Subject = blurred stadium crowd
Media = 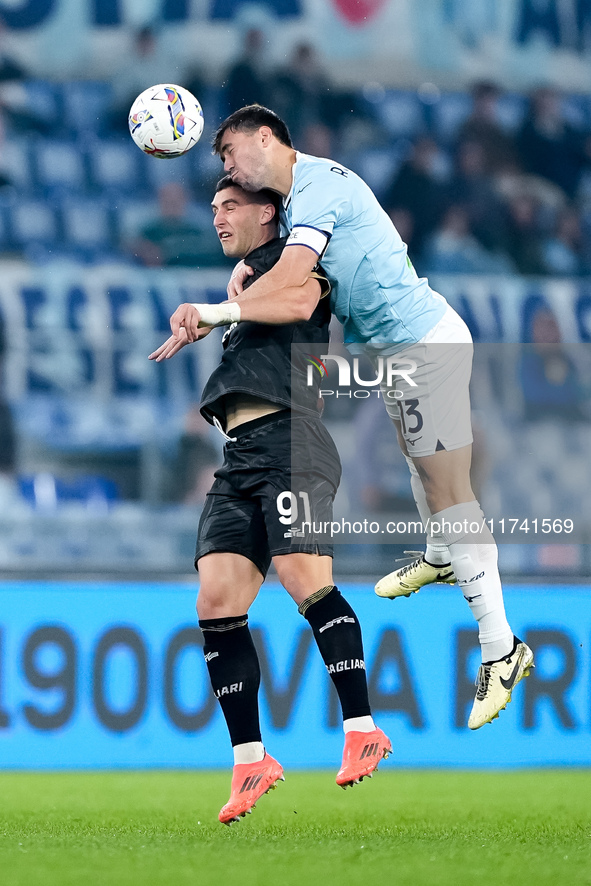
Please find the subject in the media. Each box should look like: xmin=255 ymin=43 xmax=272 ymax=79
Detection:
xmin=2 ymin=25 xmax=591 ymax=276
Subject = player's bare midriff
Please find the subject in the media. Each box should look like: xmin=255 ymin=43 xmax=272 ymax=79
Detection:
xmin=224 ymin=393 xmax=284 ymax=432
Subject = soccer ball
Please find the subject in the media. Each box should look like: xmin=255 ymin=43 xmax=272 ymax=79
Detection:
xmin=128 ymin=84 xmax=204 ymax=158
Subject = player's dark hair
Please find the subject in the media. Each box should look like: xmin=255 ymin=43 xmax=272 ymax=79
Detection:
xmin=215 ymin=175 xmax=282 ymax=220
xmin=212 ymin=104 xmax=293 ymax=155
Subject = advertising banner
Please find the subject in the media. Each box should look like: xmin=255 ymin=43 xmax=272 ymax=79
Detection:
xmin=2 ymin=267 xmax=591 ymax=402
xmin=0 ymin=582 xmax=588 ymax=769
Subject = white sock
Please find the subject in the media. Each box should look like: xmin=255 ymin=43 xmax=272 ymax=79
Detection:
xmin=430 ymin=501 xmax=514 ymax=662
xmin=233 ymin=741 xmax=265 ymax=765
xmin=424 ymin=542 xmax=452 ymax=567
xmin=405 ymin=456 xmax=450 ymax=566
xmin=343 ymin=715 xmax=375 ymax=734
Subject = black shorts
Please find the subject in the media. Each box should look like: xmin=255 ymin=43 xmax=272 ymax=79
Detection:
xmin=195 ymin=411 xmax=342 ymax=578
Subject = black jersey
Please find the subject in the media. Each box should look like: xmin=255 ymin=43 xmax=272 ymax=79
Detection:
xmin=200 ymin=236 xmax=331 ymax=427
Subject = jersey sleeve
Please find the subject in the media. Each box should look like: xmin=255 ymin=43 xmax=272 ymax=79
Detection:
xmin=286 ymin=163 xmax=350 ymax=257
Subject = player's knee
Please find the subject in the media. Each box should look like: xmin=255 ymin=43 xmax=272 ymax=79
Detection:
xmin=278 ymin=568 xmax=309 ymax=603
xmin=196 ymin=584 xmax=235 ymax=620
xmin=273 ymin=554 xmax=333 ymax=605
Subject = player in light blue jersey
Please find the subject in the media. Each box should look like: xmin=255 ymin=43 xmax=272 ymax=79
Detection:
xmin=168 ymin=105 xmax=533 ymax=731
xmin=280 ymin=151 xmax=447 ymax=349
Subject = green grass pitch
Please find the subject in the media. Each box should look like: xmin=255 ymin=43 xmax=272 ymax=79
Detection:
xmin=1 ymin=770 xmax=590 ymax=886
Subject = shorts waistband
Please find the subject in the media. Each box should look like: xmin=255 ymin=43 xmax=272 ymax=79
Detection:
xmin=229 ymin=408 xmax=291 ymax=438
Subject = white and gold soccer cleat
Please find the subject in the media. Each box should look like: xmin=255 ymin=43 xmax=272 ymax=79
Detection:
xmin=468 ymin=638 xmax=534 ymax=730
xmin=375 ymin=552 xmax=456 ymax=599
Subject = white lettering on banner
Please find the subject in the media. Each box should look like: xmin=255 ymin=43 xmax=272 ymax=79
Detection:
xmin=0 ymin=264 xmax=231 ymax=400
xmin=0 ymin=266 xmax=589 ymax=401
xmin=436 ymin=277 xmax=591 ymax=344
xmin=0 ymin=584 xmax=589 ymax=767
xmin=0 ymin=0 xmax=301 ymax=30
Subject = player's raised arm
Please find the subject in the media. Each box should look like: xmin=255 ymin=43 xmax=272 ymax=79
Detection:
xmin=155 ymin=256 xmax=322 ymax=359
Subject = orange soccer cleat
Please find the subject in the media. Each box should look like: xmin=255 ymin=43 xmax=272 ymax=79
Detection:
xmin=218 ymin=753 xmax=285 ymax=825
xmin=336 ymin=727 xmax=392 ymax=789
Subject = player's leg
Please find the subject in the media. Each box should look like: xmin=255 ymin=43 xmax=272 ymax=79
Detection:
xmin=380 ymin=443 xmax=533 ymax=726
xmin=375 ymin=312 xmax=534 ymax=726
xmin=197 ymin=553 xmax=264 ymax=764
xmin=413 ymin=444 xmax=512 ymax=667
xmin=373 ymin=330 xmax=472 ymax=600
xmin=197 ymin=550 xmax=263 ymax=618
xmin=264 ymin=407 xmax=391 ymax=786
xmin=195 ymin=478 xmax=283 ymax=823
xmin=272 ymin=551 xmax=391 ymax=786
xmin=273 ymin=552 xmax=373 ymax=731
xmin=411 ymin=446 xmax=534 ymax=727
xmin=241 ymin=412 xmax=390 ymax=785
xmin=267 ymin=417 xmax=373 ymax=734
xmin=375 ymin=419 xmax=455 ymax=598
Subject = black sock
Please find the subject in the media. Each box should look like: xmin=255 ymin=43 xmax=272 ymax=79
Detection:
xmin=199 ymin=614 xmax=261 ymax=747
xmin=299 ymin=586 xmax=371 ymax=721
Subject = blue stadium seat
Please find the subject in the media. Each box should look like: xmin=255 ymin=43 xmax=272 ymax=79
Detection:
xmin=0 ymin=196 xmax=8 ymax=245
xmin=18 ymin=473 xmax=120 ymax=510
xmin=0 ymin=138 xmax=34 ymax=192
xmin=33 ymin=138 xmax=88 ymax=194
xmin=61 ymin=80 xmax=114 ymax=136
xmin=350 ymin=146 xmax=403 ymax=199
xmin=431 ymin=91 xmax=472 ymax=143
xmin=60 ymin=195 xmax=116 ymax=254
xmin=143 ymin=147 xmax=195 ymax=191
xmin=561 ymin=94 xmax=590 ymax=131
xmin=87 ymin=136 xmax=143 ymax=194
xmin=20 ymin=80 xmax=62 ymax=132
xmin=113 ymin=197 xmax=155 ymax=245
xmin=496 ymin=93 xmax=527 ymax=133
xmin=371 ymin=90 xmax=426 ymax=139
xmin=7 ymin=195 xmax=60 ymax=250
xmin=192 ymin=138 xmax=224 ymax=176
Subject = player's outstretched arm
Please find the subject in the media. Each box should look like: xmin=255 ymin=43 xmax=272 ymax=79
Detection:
xmin=148 ymin=325 xmax=211 ymax=362
xmin=159 ymin=246 xmax=322 ymax=353
xmin=233 ymin=245 xmax=321 ymax=324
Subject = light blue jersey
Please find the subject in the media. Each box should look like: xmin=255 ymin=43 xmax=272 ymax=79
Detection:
xmin=281 ymin=152 xmax=447 ymax=348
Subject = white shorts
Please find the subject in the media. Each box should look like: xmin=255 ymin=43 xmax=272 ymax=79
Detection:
xmin=378 ymin=305 xmax=474 ymax=457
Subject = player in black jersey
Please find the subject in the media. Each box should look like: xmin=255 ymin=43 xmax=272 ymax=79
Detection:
xmin=150 ymin=176 xmax=390 ymax=825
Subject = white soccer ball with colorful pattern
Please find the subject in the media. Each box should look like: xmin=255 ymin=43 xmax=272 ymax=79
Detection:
xmin=128 ymin=84 xmax=204 ymax=158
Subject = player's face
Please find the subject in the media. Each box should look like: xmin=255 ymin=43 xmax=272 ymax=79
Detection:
xmin=219 ymin=128 xmax=271 ymax=192
xmin=212 ymin=187 xmax=270 ymax=258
